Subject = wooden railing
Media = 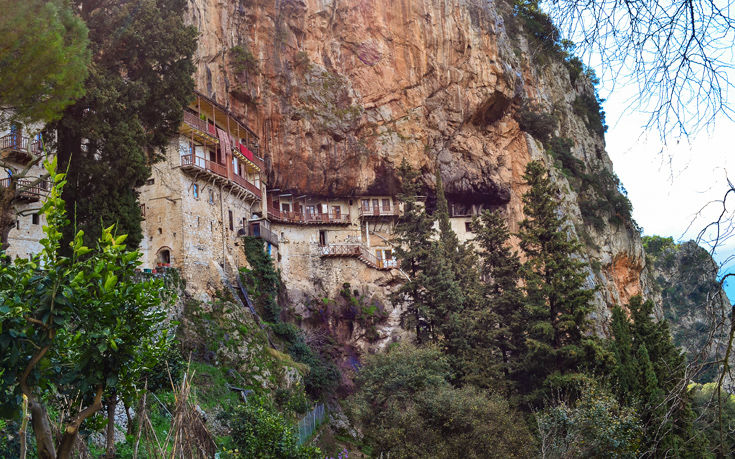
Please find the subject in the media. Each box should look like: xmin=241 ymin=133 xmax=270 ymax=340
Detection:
xmin=182 ymin=111 xmax=211 ymax=136
xmin=0 ymin=135 xmax=43 ymax=156
xmin=0 ymin=177 xmax=50 ymax=200
xmin=232 ymin=173 xmax=261 ymax=198
xmin=359 ymin=206 xmax=399 ymax=217
xmin=320 ymin=243 xmax=400 ymax=270
xmin=268 ymin=209 xmax=351 ymax=225
xmin=235 ymin=144 xmax=265 ymax=171
xmin=180 ymin=154 xmax=227 ymax=178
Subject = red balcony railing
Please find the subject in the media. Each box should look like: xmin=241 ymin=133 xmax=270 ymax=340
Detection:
xmin=181 ymin=154 xmax=227 ymax=178
xmin=0 ymin=177 xmax=50 ymax=201
xmin=236 ymin=143 xmax=265 ymax=171
xmin=268 ymin=208 xmax=351 ymax=225
xmin=182 ymin=111 xmax=210 ymax=135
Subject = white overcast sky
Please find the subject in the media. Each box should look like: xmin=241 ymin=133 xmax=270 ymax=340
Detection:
xmin=601 ymin=82 xmax=735 ymax=301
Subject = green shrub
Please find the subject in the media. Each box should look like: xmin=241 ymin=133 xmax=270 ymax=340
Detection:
xmin=536 ymin=384 xmax=641 ymax=458
xmin=230 ymin=45 xmax=259 ymax=74
xmin=573 ymin=92 xmax=607 ymax=137
xmin=516 ymin=102 xmax=557 ymax=141
xmin=242 ymin=237 xmax=281 ymax=322
xmin=230 ymin=397 xmax=321 ymax=458
xmin=348 ymin=344 xmax=534 ymax=458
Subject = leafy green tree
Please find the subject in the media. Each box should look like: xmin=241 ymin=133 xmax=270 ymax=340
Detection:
xmin=348 ymin=343 xmax=534 ymax=458
xmin=54 ymin=0 xmax=197 ymax=249
xmin=536 ymin=381 xmax=642 ymax=458
xmin=464 ymin=210 xmax=527 ymax=391
xmin=0 ymin=0 xmax=90 ymax=126
xmin=230 ymin=397 xmax=321 ymax=459
xmin=516 ymin=160 xmax=600 ymax=405
xmin=0 ymin=159 xmax=170 ymax=459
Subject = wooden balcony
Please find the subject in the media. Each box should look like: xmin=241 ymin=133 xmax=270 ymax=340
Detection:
xmin=180 ymin=154 xmax=262 ymax=201
xmin=320 ymin=243 xmax=399 ymax=271
xmin=0 ymin=177 xmax=50 ymax=202
xmin=180 ymin=111 xmax=219 ymax=144
xmin=268 ymin=209 xmax=351 ymax=225
xmin=234 ymin=143 xmax=265 ymax=172
xmin=181 ymin=154 xmax=227 ymax=179
xmin=359 ymin=206 xmax=399 ymax=218
xmin=1 ymin=135 xmax=43 ymax=163
xmin=232 ymin=173 xmax=262 ymax=199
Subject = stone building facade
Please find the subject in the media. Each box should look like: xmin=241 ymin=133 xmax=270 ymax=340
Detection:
xmin=1 ymin=123 xmax=50 ymax=260
xmin=137 ymin=92 xmax=268 ymax=292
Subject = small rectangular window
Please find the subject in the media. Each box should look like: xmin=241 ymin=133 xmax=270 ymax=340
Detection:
xmin=465 ymin=221 xmax=473 ymax=232
xmin=140 ymin=204 xmax=146 ymax=217
xmin=229 ymin=210 xmax=234 ymax=231
xmin=382 ymin=198 xmax=391 ymax=210
xmin=32 ymin=214 xmax=39 ymax=225
xmin=193 ymin=184 xmax=199 ymax=198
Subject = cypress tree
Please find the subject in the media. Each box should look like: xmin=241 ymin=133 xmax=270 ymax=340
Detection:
xmin=392 ymin=159 xmax=437 ymax=343
xmin=464 ymin=209 xmax=527 ymax=390
xmin=53 ymin=0 xmax=197 ymax=249
xmin=516 ymin=160 xmax=598 ymax=404
xmin=610 ymin=296 xmax=706 ymax=456
xmin=609 ymin=305 xmax=638 ymax=403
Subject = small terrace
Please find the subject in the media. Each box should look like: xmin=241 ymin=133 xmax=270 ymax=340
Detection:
xmin=180 ymin=154 xmax=262 ymax=201
xmin=0 ymin=177 xmax=50 ymax=202
xmin=0 ymin=134 xmax=43 ymax=163
xmin=267 ymin=208 xmax=351 ymax=225
xmin=320 ymin=243 xmax=400 ymax=271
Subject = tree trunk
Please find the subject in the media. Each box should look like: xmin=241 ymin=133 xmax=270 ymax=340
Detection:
xmin=57 ymin=385 xmax=103 ymax=459
xmin=105 ymin=395 xmax=117 ymax=459
xmin=0 ymin=186 xmax=17 ymax=252
xmin=124 ymin=402 xmax=134 ymax=436
xmin=29 ymin=400 xmax=57 ymax=459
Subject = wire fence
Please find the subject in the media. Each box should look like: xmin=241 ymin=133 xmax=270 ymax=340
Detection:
xmin=296 ymin=403 xmax=326 ymax=445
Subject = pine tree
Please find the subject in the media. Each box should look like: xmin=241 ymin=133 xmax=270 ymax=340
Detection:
xmin=465 ymin=209 xmax=527 ymax=390
xmin=53 ymin=0 xmax=197 ymax=249
xmin=0 ymin=0 xmax=90 ymax=126
xmin=516 ymin=160 xmax=598 ymax=404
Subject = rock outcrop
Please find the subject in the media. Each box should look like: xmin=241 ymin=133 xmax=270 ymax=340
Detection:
xmin=184 ymin=0 xmax=656 ymax=335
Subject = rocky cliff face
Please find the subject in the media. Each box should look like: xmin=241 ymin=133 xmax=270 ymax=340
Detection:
xmin=184 ymin=0 xmax=655 ymax=333
xmin=643 ymin=237 xmax=731 ymax=383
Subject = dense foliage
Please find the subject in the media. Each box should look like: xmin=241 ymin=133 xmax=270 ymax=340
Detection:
xmin=609 ymin=296 xmax=705 ymax=455
xmin=0 ymin=0 xmax=90 ymax=126
xmin=348 ymin=344 xmax=534 ymax=458
xmin=54 ymin=0 xmax=197 ymax=249
xmin=0 ymin=160 xmax=169 ymax=457
xmin=516 ymin=161 xmax=603 ymax=405
xmin=536 ymin=382 xmax=642 ymax=458
xmin=230 ymin=397 xmax=321 ymax=459
xmin=242 ymin=237 xmax=339 ymax=400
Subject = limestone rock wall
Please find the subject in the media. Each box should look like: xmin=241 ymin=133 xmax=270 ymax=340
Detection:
xmin=183 ymin=0 xmax=655 ymax=336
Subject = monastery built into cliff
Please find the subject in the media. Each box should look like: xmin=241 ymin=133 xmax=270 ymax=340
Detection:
xmin=2 ymin=92 xmax=485 ymax=302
